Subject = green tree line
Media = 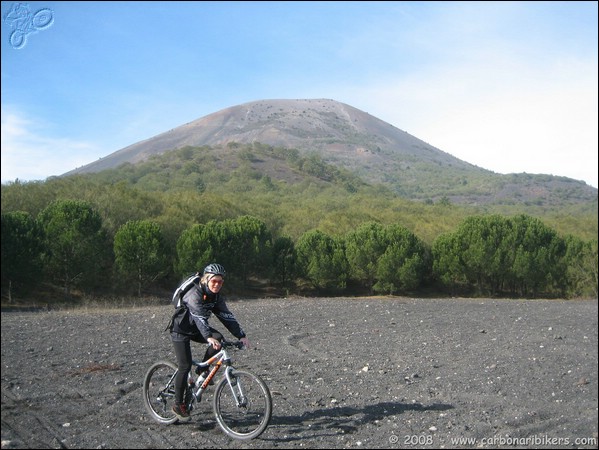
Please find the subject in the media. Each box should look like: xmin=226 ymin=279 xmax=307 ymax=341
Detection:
xmin=2 ymin=199 xmax=596 ymax=302
xmin=2 ymin=142 xmax=596 ymax=302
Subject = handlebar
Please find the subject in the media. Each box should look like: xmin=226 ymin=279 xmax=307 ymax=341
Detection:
xmin=220 ymin=340 xmax=245 ymax=350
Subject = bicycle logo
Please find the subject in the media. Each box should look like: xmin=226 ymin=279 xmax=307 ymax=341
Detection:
xmin=3 ymin=3 xmax=54 ymax=49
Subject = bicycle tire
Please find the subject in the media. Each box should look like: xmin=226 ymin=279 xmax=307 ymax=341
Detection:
xmin=213 ymin=369 xmax=272 ymax=440
xmin=142 ymin=360 xmax=179 ymax=424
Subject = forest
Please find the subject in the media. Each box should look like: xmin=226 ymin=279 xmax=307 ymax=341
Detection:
xmin=1 ymin=143 xmax=597 ymax=304
xmin=2 ymin=198 xmax=597 ymax=304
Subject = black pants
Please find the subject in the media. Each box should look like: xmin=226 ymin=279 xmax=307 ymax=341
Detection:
xmin=171 ymin=330 xmax=224 ymax=405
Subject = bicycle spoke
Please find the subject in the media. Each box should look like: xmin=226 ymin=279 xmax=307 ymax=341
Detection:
xmin=213 ymin=370 xmax=272 ymax=440
xmin=143 ymin=341 xmax=271 ymax=439
xmin=143 ymin=361 xmax=179 ymax=424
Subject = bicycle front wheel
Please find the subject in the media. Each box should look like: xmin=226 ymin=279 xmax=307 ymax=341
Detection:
xmin=143 ymin=360 xmax=179 ymax=424
xmin=213 ymin=369 xmax=272 ymax=440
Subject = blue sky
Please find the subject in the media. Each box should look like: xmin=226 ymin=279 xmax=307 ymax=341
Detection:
xmin=2 ymin=1 xmax=597 ymax=188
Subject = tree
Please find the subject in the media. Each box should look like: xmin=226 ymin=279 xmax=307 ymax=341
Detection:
xmin=175 ymin=216 xmax=272 ymax=286
xmin=114 ymin=220 xmax=169 ymax=297
xmin=509 ymin=214 xmax=566 ymax=297
xmin=222 ymin=216 xmax=272 ymax=283
xmin=432 ymin=214 xmax=568 ymax=297
xmin=450 ymin=215 xmax=513 ymax=295
xmin=563 ymin=236 xmax=598 ymax=298
xmin=432 ymin=232 xmax=468 ymax=294
xmin=295 ymin=230 xmax=348 ymax=293
xmin=37 ymin=200 xmax=111 ymax=296
xmin=271 ymin=236 xmax=296 ymax=290
xmin=175 ymin=223 xmax=214 ymax=278
xmin=373 ymin=224 xmax=429 ymax=294
xmin=1 ymin=211 xmax=43 ymax=299
xmin=345 ymin=222 xmax=387 ymax=292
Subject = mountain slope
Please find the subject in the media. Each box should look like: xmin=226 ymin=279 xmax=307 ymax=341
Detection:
xmin=65 ymin=98 xmax=597 ymax=206
xmin=68 ymin=99 xmax=473 ymax=173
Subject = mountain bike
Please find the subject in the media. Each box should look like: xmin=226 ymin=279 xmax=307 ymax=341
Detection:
xmin=143 ymin=340 xmax=272 ymax=440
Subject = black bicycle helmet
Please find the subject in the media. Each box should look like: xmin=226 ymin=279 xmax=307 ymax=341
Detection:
xmin=203 ymin=263 xmax=226 ymax=278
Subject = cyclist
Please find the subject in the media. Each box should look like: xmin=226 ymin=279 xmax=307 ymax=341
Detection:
xmin=167 ymin=263 xmax=251 ymax=422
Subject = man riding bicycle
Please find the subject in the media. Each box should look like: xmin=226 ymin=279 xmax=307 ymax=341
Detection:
xmin=167 ymin=263 xmax=251 ymax=422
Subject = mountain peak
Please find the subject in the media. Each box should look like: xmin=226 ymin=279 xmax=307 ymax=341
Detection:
xmin=65 ymin=98 xmax=469 ymax=178
xmin=63 ymin=98 xmax=596 ymax=206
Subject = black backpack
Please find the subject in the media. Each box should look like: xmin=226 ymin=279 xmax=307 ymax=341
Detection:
xmin=171 ymin=272 xmax=201 ymax=308
xmin=165 ymin=273 xmax=200 ymax=332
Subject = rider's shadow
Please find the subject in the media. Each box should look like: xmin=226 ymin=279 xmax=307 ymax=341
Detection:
xmin=264 ymin=401 xmax=454 ymax=441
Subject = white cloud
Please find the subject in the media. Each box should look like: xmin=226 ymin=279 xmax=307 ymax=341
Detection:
xmin=347 ymin=55 xmax=598 ymax=188
xmin=1 ymin=107 xmax=99 ymax=183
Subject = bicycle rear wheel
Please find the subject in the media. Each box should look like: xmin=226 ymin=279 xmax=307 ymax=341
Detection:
xmin=213 ymin=369 xmax=272 ymax=440
xmin=143 ymin=360 xmax=179 ymax=424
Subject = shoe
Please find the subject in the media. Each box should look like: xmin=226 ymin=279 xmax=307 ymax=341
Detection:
xmin=172 ymin=403 xmax=191 ymax=423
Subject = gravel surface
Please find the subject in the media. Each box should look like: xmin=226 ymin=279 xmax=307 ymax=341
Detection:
xmin=1 ymin=297 xmax=598 ymax=449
